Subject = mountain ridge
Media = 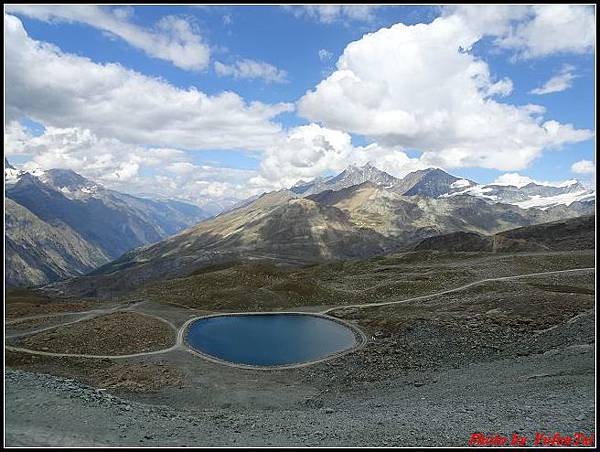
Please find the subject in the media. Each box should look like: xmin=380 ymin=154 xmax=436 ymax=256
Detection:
xmin=5 ymin=162 xmax=211 ymax=287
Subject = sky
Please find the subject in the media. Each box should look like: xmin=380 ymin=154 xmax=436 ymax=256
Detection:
xmin=4 ymin=4 xmax=596 ymax=207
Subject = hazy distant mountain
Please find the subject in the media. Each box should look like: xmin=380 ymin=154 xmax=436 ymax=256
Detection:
xmin=5 ymin=163 xmax=211 ymax=286
xmin=307 ymin=181 xmax=589 ymax=245
xmin=392 ymin=168 xmax=475 ymax=197
xmin=14 ymin=161 xmax=593 ymax=294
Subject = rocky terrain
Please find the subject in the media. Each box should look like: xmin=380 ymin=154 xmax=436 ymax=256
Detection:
xmin=4 ymin=248 xmax=595 ymax=446
xmin=16 ymin=312 xmax=175 ymax=355
xmin=4 ymin=162 xmax=596 ymax=447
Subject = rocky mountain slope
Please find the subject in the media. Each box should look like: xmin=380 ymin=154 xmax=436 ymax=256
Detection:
xmin=290 ymin=163 xmax=399 ymax=196
xmin=5 ymin=198 xmax=108 ymax=287
xmin=291 ymin=163 xmax=595 ymax=210
xmin=11 ymin=161 xmax=594 ymax=293
xmin=414 ymin=215 xmax=595 ymax=252
xmin=55 ymin=189 xmax=395 ymax=298
xmin=391 ymin=168 xmax=474 ymax=197
xmin=307 ymin=181 xmax=590 ymax=245
xmin=5 ymin=163 xmax=210 ymax=287
xmin=48 ymin=170 xmax=594 ymax=299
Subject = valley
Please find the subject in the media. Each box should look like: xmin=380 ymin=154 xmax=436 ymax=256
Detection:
xmin=4 ymin=244 xmax=595 ymax=446
xmin=4 ymin=162 xmax=596 ymax=447
xmin=4 ymin=4 xmax=596 ymax=447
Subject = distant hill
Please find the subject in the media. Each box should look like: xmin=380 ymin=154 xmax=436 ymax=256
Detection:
xmin=414 ymin=215 xmax=595 ymax=252
xmin=293 ymin=163 xmax=595 ymax=210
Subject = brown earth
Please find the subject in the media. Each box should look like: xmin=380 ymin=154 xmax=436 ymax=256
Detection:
xmin=5 ymin=351 xmax=184 ymax=393
xmin=15 ymin=312 xmax=175 ymax=356
xmin=5 ymin=288 xmax=99 ymax=319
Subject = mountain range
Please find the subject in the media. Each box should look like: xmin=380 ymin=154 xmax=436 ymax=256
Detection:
xmin=41 ymin=163 xmax=594 ymax=299
xmin=5 ymin=161 xmax=210 ymax=287
xmin=291 ymin=163 xmax=594 ymax=209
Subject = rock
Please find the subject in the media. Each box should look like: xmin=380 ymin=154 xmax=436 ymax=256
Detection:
xmin=324 ymin=408 xmax=334 ymax=414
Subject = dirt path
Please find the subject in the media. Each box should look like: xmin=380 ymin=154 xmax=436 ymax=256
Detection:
xmin=321 ymin=267 xmax=595 ymax=314
xmin=5 ymin=267 xmax=595 ymax=361
xmin=5 ymin=308 xmax=181 ymax=359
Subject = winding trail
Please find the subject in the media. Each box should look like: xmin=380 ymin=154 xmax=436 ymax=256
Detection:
xmin=5 ymin=302 xmax=145 ymax=339
xmin=5 ymin=267 xmax=595 ymax=361
xmin=321 ymin=267 xmax=595 ymax=315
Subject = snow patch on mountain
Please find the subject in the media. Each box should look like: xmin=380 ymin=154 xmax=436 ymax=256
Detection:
xmin=450 ymin=179 xmax=472 ymax=189
xmin=443 ymin=181 xmax=594 ymax=209
xmin=514 ymin=190 xmax=595 ymax=209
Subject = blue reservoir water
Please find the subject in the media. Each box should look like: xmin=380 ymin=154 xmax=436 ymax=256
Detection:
xmin=186 ymin=314 xmax=358 ymax=366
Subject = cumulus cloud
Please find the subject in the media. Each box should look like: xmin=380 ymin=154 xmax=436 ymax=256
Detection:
xmin=5 ymin=5 xmax=210 ymax=71
xmin=214 ymin=59 xmax=288 ymax=83
xmin=5 ymin=14 xmax=292 ymax=151
xmin=298 ymin=12 xmax=593 ymax=171
xmin=250 ymin=124 xmax=426 ymax=190
xmin=530 ymin=65 xmax=577 ymax=95
xmin=284 ymin=5 xmax=380 ymax=24
xmin=5 ymin=121 xmax=183 ymax=184
xmin=497 ymin=5 xmax=596 ymax=59
xmin=571 ymin=159 xmax=596 ymax=175
xmin=4 ymin=121 xmax=265 ymax=206
xmin=446 ymin=5 xmax=596 ymax=59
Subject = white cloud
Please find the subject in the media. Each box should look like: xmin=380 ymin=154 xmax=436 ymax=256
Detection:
xmin=5 ymin=14 xmax=292 ymax=152
xmin=251 ymin=124 xmax=426 ymax=190
xmin=5 ymin=5 xmax=211 ymax=71
xmin=571 ymin=159 xmax=596 ymax=175
xmin=5 ymin=121 xmax=181 ymax=184
xmin=214 ymin=59 xmax=288 ymax=83
xmin=285 ymin=5 xmax=380 ymax=24
xmin=492 ymin=173 xmax=539 ymax=188
xmin=298 ymin=13 xmax=593 ymax=171
xmin=4 ymin=121 xmax=265 ymax=206
xmin=530 ymin=64 xmax=577 ymax=95
xmin=492 ymin=172 xmax=579 ymax=188
xmin=447 ymin=5 xmax=596 ymax=59
xmin=318 ymin=49 xmax=333 ymax=62
xmin=498 ymin=5 xmax=596 ymax=59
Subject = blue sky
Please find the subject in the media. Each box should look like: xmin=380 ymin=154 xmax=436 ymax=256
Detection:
xmin=4 ymin=5 xmax=596 ymax=205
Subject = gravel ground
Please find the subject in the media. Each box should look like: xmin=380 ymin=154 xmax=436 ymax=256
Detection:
xmin=4 ymin=257 xmax=595 ymax=447
xmin=5 ymin=341 xmax=595 ymax=447
xmin=15 ymin=312 xmax=175 ymax=355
